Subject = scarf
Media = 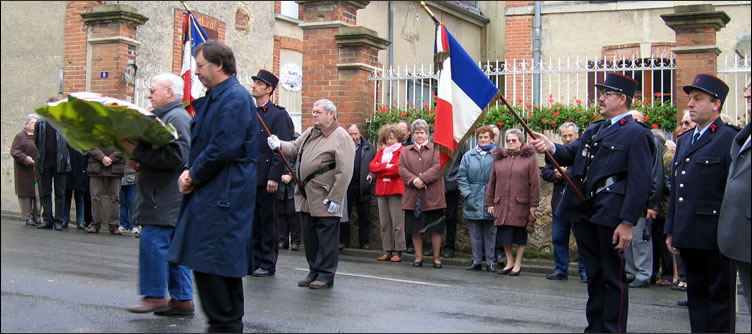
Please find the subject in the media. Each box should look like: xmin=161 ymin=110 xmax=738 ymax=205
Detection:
xmin=477 ymin=142 xmax=496 ymax=156
xmin=381 ymin=143 xmax=402 ymax=163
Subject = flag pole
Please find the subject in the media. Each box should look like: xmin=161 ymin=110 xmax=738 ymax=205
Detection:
xmin=180 ymin=0 xmax=191 ymax=13
xmin=255 ymin=113 xmax=303 ymax=189
xmin=418 ymin=1 xmax=585 ymax=201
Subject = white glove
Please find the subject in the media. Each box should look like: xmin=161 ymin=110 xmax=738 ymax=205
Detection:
xmin=267 ymin=135 xmax=280 ymax=150
xmin=324 ymin=200 xmax=340 ymax=213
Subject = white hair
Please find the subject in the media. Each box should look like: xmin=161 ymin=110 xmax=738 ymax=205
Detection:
xmin=314 ymin=99 xmax=337 ymax=118
xmin=411 ymin=119 xmax=429 ymax=133
xmin=25 ymin=114 xmax=39 ymax=126
xmin=151 ymin=73 xmax=184 ymax=99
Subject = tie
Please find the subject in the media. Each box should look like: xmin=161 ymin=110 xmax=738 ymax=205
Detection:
xmin=691 ymin=133 xmax=700 ymax=146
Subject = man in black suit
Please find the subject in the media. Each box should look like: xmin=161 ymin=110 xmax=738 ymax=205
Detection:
xmin=665 ymin=73 xmax=739 ymax=333
xmin=250 ymin=69 xmax=292 ymax=277
xmin=531 ymin=73 xmax=654 ymax=333
xmin=343 ymin=124 xmax=376 ymax=249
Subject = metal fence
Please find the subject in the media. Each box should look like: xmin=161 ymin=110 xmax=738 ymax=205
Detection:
xmin=369 ymin=53 xmax=750 ymax=124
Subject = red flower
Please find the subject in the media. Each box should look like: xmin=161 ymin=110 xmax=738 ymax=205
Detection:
xmin=642 ymin=100 xmax=649 ymax=105
xmin=643 ymin=115 xmax=649 ymax=121
xmin=553 ymin=112 xmax=560 ymax=117
xmin=517 ymin=98 xmax=523 ymax=104
xmin=380 ymin=107 xmax=388 ymax=113
xmin=526 ymin=103 xmax=532 ymax=109
xmin=427 ymin=109 xmax=433 ymax=114
xmin=550 ymin=120 xmax=556 ymax=125
xmin=568 ymin=116 xmax=572 ymax=121
xmin=651 ymin=123 xmax=659 ymax=129
xmin=497 ymin=121 xmax=503 ymax=126
xmin=527 ymin=113 xmax=532 ymax=119
xmin=400 ymin=112 xmax=407 ymax=118
xmin=541 ymin=118 xmax=548 ymax=123
xmin=549 ymin=93 xmax=553 ymax=98
xmin=557 ymin=103 xmax=562 ymax=108
xmin=593 ymin=114 xmax=600 ymax=119
xmin=407 ymin=100 xmax=411 ymax=105
xmin=431 ymin=91 xmax=437 ymax=98
xmin=424 ymin=103 xmax=430 ymax=109
xmin=576 ymin=98 xmax=582 ymax=105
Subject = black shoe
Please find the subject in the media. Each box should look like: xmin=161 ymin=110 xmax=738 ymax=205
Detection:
xmin=37 ymin=222 xmax=53 ymax=229
xmin=278 ymin=242 xmax=289 ymax=249
xmin=54 ymin=222 xmax=63 ymax=231
xmin=495 ymin=254 xmax=506 ymax=266
xmin=497 ymin=267 xmax=512 ymax=275
xmin=629 ymin=280 xmax=649 ymax=288
xmin=466 ymin=263 xmax=482 ymax=271
xmin=626 ymin=275 xmax=636 ymax=283
xmin=290 ymin=243 xmax=299 ymax=251
xmin=509 ymin=269 xmax=521 ymax=276
xmin=252 ymin=268 xmax=275 ymax=277
xmin=546 ymin=272 xmax=568 ymax=280
xmin=61 ymin=222 xmax=68 ymax=229
xmin=443 ymin=248 xmax=454 ymax=258
xmin=76 ymin=223 xmax=85 ymax=231
xmin=412 ymin=260 xmax=423 ymax=267
xmin=423 ymin=249 xmax=433 ymax=257
xmin=432 ymin=262 xmax=443 ymax=269
xmin=406 ymin=247 xmax=415 ymax=254
xmin=486 ymin=264 xmax=496 ymax=272
xmin=26 ymin=219 xmax=36 ymax=226
xmin=676 ymin=300 xmax=688 ymax=307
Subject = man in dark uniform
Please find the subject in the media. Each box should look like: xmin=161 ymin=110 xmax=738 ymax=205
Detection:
xmin=250 ymin=69 xmax=292 ymax=277
xmin=665 ymin=73 xmax=738 ymax=333
xmin=531 ymin=72 xmax=654 ymax=333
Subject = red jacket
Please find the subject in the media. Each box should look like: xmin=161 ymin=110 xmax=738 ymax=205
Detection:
xmin=369 ymin=146 xmax=404 ymax=196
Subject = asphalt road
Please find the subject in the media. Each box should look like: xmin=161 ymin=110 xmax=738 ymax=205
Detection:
xmin=1 ymin=216 xmax=749 ymax=333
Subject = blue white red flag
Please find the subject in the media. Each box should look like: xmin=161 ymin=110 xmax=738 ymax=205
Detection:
xmin=180 ymin=12 xmax=209 ymax=118
xmin=433 ymin=23 xmax=499 ymax=169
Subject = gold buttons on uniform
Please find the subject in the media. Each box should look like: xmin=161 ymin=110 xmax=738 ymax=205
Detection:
xmin=679 ymin=184 xmax=684 ymax=188
xmin=685 ymin=158 xmax=690 ymax=162
xmin=681 ymin=171 xmax=686 ymax=175
xmin=679 ymin=197 xmax=684 ymax=202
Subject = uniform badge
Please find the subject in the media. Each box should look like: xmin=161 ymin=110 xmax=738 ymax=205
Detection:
xmin=709 ymin=124 xmax=718 ymax=133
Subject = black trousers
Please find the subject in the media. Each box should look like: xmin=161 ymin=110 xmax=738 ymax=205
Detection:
xmin=680 ymin=248 xmax=735 ymax=333
xmin=277 ymin=198 xmax=301 ymax=246
xmin=83 ymin=185 xmax=92 ymax=224
xmin=574 ymin=221 xmax=628 ymax=333
xmin=345 ymin=186 xmax=371 ymax=247
xmin=443 ymin=189 xmax=459 ymax=249
xmin=252 ymin=187 xmax=278 ymax=272
xmin=301 ymin=213 xmax=339 ymax=285
xmin=193 ymin=271 xmax=244 ymax=333
xmin=650 ymin=218 xmax=673 ymax=282
xmin=39 ymin=166 xmax=67 ymax=225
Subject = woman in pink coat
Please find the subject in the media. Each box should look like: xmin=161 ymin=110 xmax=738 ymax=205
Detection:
xmin=485 ymin=128 xmax=540 ymax=276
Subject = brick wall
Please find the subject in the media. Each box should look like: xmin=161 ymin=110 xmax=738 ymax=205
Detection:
xmin=63 ymin=1 xmax=102 ymax=95
xmin=171 ymin=9 xmax=226 ymax=75
xmin=674 ymin=26 xmax=720 ymax=110
xmin=504 ymin=14 xmax=533 ymax=103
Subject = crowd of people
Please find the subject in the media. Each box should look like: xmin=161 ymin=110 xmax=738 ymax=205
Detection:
xmin=10 ymin=39 xmax=750 ymax=333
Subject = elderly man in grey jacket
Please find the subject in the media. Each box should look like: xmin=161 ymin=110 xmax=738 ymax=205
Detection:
xmin=268 ymin=98 xmax=354 ymax=289
xmin=718 ymin=79 xmax=751 ymax=310
xmin=121 ymin=73 xmax=194 ymax=316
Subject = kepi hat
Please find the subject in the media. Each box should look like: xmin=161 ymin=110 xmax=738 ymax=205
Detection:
xmin=252 ymin=69 xmax=279 ymax=89
xmin=682 ymin=73 xmax=729 ymax=104
xmin=595 ymin=72 xmax=639 ymax=98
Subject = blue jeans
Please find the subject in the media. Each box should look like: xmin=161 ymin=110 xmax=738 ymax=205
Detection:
xmin=119 ymin=184 xmax=137 ymax=229
xmin=139 ymin=225 xmax=193 ymax=300
xmin=63 ymin=190 xmax=85 ymax=225
xmin=552 ymin=215 xmax=586 ymax=277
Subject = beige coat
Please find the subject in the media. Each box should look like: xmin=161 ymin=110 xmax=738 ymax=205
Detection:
xmin=280 ymin=120 xmax=355 ymax=217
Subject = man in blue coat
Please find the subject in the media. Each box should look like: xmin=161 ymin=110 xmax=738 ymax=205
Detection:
xmin=665 ymin=73 xmax=739 ymax=333
xmin=166 ymin=40 xmax=258 ymax=333
xmin=249 ymin=69 xmax=292 ymax=277
xmin=531 ymin=73 xmax=654 ymax=333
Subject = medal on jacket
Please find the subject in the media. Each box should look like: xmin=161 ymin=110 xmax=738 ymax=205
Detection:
xmin=582 ymin=144 xmax=590 ymax=157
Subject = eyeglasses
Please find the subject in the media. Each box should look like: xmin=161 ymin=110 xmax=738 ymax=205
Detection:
xmin=149 ymin=86 xmax=167 ymax=94
xmin=600 ymin=90 xmax=624 ymax=97
xmin=506 ymin=138 xmax=519 ymax=143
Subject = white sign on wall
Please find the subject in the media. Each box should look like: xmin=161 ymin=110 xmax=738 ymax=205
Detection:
xmin=280 ymin=62 xmax=302 ymax=92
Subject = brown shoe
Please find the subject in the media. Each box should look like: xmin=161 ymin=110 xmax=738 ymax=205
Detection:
xmin=154 ymin=299 xmax=194 ymax=316
xmin=308 ymin=280 xmax=332 ymax=289
xmin=86 ymin=224 xmax=101 ymax=233
xmin=109 ymin=225 xmax=122 ymax=235
xmin=390 ymin=255 xmax=403 ymax=262
xmin=377 ymin=253 xmax=393 ymax=261
xmin=298 ymin=277 xmax=314 ymax=287
xmin=127 ymin=297 xmax=169 ymax=313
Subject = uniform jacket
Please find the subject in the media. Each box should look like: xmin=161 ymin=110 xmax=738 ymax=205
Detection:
xmin=11 ymin=130 xmax=38 ymax=197
xmin=350 ymin=138 xmax=376 ymax=199
xmin=166 ymin=76 xmax=259 ymax=278
xmin=541 ymin=162 xmax=566 ymax=214
xmin=34 ymin=118 xmax=70 ymax=174
xmin=399 ymin=141 xmax=446 ymax=211
xmin=664 ymin=117 xmax=738 ymax=250
xmin=458 ymin=146 xmax=494 ymax=220
xmin=369 ymin=145 xmax=404 ymax=196
xmin=66 ymin=146 xmax=89 ymax=192
xmin=279 ymin=120 xmax=355 ymax=217
xmin=485 ymin=145 xmax=540 ymax=227
xmin=131 ymin=100 xmax=191 ymax=228
xmin=256 ymin=102 xmax=292 ymax=186
xmin=552 ymin=115 xmax=654 ymax=228
xmin=717 ymin=123 xmax=751 ymax=263
xmin=87 ymin=148 xmax=125 ymax=177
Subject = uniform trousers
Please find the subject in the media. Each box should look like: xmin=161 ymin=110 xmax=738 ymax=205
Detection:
xmin=737 ymin=260 xmax=751 ymax=311
xmin=624 ymin=216 xmax=653 ymax=284
xmin=277 ymin=197 xmax=301 ymax=246
xmin=301 ymin=213 xmax=339 ymax=285
xmin=680 ymin=248 xmax=735 ymax=333
xmin=39 ymin=165 xmax=66 ymax=225
xmin=467 ymin=219 xmax=496 ymax=265
xmin=193 ymin=271 xmax=244 ymax=333
xmin=574 ymin=221 xmax=628 ymax=333
xmin=376 ymin=195 xmax=405 ymax=252
xmin=252 ymin=187 xmax=278 ymax=273
xmin=89 ymin=176 xmax=120 ymax=227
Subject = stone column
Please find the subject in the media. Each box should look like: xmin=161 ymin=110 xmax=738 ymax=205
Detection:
xmin=661 ymin=4 xmax=729 ymax=115
xmin=81 ymin=4 xmax=147 ymax=101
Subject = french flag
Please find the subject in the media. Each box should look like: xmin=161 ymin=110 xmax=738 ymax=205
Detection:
xmin=180 ymin=12 xmax=209 ymax=118
xmin=433 ymin=23 xmax=498 ymax=169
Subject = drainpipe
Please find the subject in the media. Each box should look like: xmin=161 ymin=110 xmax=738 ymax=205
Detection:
xmin=533 ymin=1 xmax=541 ymax=106
xmin=388 ymin=1 xmax=394 ymax=102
